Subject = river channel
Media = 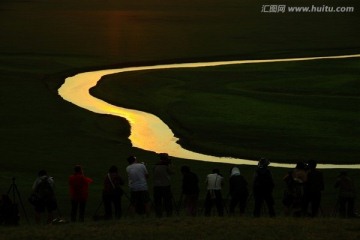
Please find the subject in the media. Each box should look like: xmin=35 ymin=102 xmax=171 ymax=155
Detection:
xmin=58 ymin=54 xmax=360 ymax=169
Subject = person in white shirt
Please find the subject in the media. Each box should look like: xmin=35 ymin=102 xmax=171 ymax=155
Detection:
xmin=126 ymin=156 xmax=150 ymax=216
xmin=204 ymin=168 xmax=224 ymax=216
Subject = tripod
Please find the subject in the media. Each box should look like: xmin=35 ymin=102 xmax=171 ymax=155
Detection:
xmin=7 ymin=177 xmax=30 ymax=224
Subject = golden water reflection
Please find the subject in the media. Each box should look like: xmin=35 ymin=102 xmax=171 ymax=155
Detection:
xmin=58 ymin=54 xmax=360 ymax=169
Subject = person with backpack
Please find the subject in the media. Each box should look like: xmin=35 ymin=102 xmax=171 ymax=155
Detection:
xmin=282 ymin=162 xmax=307 ymax=217
xmin=31 ymin=170 xmax=58 ymax=224
xmin=253 ymin=158 xmax=275 ymax=217
xmin=102 ymin=165 xmax=125 ymax=220
xmin=69 ymin=165 xmax=93 ymax=222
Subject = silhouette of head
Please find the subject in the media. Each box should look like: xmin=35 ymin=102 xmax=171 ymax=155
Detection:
xmin=307 ymin=160 xmax=317 ymax=169
xmin=109 ymin=165 xmax=118 ymax=173
xmin=258 ymin=158 xmax=270 ymax=168
xmin=181 ymin=165 xmax=190 ymax=174
xmin=74 ymin=165 xmax=82 ymax=173
xmin=38 ymin=170 xmax=47 ymax=177
xmin=127 ymin=156 xmax=137 ymax=164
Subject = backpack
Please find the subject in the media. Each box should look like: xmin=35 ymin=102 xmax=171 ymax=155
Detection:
xmin=35 ymin=178 xmax=54 ymax=201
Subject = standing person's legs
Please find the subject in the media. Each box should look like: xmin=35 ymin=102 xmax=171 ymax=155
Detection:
xmin=229 ymin=195 xmax=238 ymax=215
xmin=239 ymin=195 xmax=248 ymax=215
xmin=214 ymin=190 xmax=224 ymax=216
xmin=264 ymin=193 xmax=275 ymax=217
xmin=253 ymin=192 xmax=263 ymax=217
xmin=34 ymin=203 xmax=45 ymax=224
xmin=338 ymin=197 xmax=346 ymax=218
xmin=79 ymin=201 xmax=86 ymax=222
xmin=113 ymin=193 xmax=122 ymax=219
xmin=153 ymin=186 xmax=163 ymax=217
xmin=204 ymin=190 xmax=213 ymax=216
xmin=311 ymin=192 xmax=321 ymax=217
xmin=163 ymin=186 xmax=173 ymax=217
xmin=302 ymin=192 xmax=310 ymax=216
xmin=347 ymin=197 xmax=355 ymax=218
xmin=189 ymin=194 xmax=198 ymax=216
xmin=103 ymin=193 xmax=112 ymax=219
xmin=71 ymin=200 xmax=78 ymax=222
xmin=46 ymin=199 xmax=57 ymax=223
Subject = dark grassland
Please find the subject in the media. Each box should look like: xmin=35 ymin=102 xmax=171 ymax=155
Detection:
xmin=0 ymin=0 xmax=359 ymax=238
xmin=91 ymin=58 xmax=360 ymax=164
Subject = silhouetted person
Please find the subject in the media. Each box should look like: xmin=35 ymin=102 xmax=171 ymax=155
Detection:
xmin=253 ymin=158 xmax=275 ymax=217
xmin=153 ymin=153 xmax=173 ymax=218
xmin=229 ymin=166 xmax=248 ymax=215
xmin=126 ymin=156 xmax=151 ymax=216
xmin=102 ymin=165 xmax=125 ymax=220
xmin=69 ymin=165 xmax=93 ymax=222
xmin=181 ymin=165 xmax=200 ymax=216
xmin=282 ymin=162 xmax=307 ymax=217
xmin=335 ymin=171 xmax=356 ymax=218
xmin=204 ymin=168 xmax=224 ymax=216
xmin=303 ymin=160 xmax=324 ymax=217
xmin=31 ymin=170 xmax=58 ymax=224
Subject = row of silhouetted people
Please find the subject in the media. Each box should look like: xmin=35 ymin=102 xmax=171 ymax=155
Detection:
xmin=1 ymin=154 xmax=356 ymax=225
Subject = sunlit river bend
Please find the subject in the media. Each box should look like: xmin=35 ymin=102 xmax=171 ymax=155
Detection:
xmin=58 ymin=54 xmax=360 ymax=169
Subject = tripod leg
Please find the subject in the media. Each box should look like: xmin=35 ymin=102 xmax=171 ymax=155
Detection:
xmin=172 ymin=196 xmax=180 ymax=216
xmin=14 ymin=185 xmax=30 ymax=224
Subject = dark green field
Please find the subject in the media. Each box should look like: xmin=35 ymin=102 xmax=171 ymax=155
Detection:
xmin=91 ymin=58 xmax=360 ymax=164
xmin=0 ymin=0 xmax=360 ymax=237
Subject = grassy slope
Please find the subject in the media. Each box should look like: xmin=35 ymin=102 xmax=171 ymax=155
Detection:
xmin=0 ymin=0 xmax=359 ymax=235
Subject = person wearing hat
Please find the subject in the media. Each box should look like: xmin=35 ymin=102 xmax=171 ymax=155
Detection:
xmin=153 ymin=153 xmax=174 ymax=217
xmin=253 ymin=158 xmax=275 ymax=217
xmin=229 ymin=166 xmax=249 ymax=215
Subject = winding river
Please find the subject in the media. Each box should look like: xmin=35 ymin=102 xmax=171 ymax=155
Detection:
xmin=58 ymin=54 xmax=360 ymax=169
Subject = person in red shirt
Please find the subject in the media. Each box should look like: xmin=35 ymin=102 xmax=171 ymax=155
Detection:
xmin=69 ymin=165 xmax=93 ymax=222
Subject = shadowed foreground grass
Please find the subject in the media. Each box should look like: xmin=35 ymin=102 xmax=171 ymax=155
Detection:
xmin=1 ymin=217 xmax=360 ymax=240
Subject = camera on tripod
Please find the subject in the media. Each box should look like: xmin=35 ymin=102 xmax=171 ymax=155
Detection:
xmin=0 ymin=177 xmax=29 ymax=225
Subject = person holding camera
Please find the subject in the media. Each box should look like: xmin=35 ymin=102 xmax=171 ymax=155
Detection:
xmin=204 ymin=168 xmax=224 ymax=216
xmin=153 ymin=153 xmax=174 ymax=217
xmin=102 ymin=165 xmax=125 ymax=220
xmin=253 ymin=158 xmax=275 ymax=217
xmin=126 ymin=156 xmax=151 ymax=216
xmin=69 ymin=165 xmax=93 ymax=222
xmin=31 ymin=170 xmax=58 ymax=224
